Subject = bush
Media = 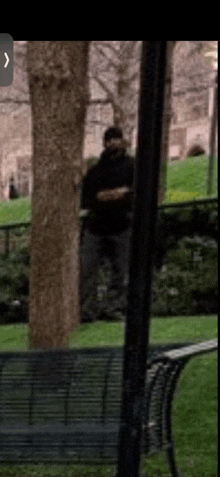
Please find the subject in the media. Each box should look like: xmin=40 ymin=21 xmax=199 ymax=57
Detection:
xmin=160 ymin=201 xmax=218 ymax=244
xmin=151 ymin=264 xmax=195 ymax=316
xmin=0 ymin=299 xmax=28 ymax=325
xmin=0 ymin=247 xmax=29 ymax=325
xmin=0 ymin=227 xmax=218 ymax=325
xmin=151 ymin=235 xmax=218 ymax=316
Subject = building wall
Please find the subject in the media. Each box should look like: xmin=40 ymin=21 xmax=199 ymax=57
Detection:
xmin=169 ymin=86 xmax=217 ymax=161
xmin=0 ymin=41 xmax=218 ymax=202
xmin=0 ymin=105 xmax=32 ymax=201
xmin=169 ymin=41 xmax=217 ymax=162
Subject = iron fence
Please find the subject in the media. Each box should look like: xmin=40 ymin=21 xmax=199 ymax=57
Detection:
xmin=0 ymin=197 xmax=218 ymax=258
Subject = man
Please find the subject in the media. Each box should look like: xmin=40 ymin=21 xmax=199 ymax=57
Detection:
xmin=81 ymin=126 xmax=134 ymax=322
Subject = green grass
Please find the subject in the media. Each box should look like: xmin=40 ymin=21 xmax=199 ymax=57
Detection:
xmin=0 ymin=197 xmax=31 ymax=225
xmin=0 ymin=315 xmax=217 ymax=351
xmin=165 ymin=154 xmax=218 ymax=203
xmin=0 ymin=316 xmax=217 ymax=476
xmin=0 ymin=155 xmax=218 ymax=225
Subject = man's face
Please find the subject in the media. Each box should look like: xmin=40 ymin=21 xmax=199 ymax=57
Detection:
xmin=105 ymin=137 xmax=123 ymax=151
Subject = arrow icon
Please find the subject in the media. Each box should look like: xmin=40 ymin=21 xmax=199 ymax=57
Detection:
xmin=0 ymin=35 xmax=13 ymax=85
xmin=4 ymin=52 xmax=9 ymax=68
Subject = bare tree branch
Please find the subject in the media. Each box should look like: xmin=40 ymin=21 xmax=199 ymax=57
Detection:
xmin=93 ymin=41 xmax=121 ymax=61
xmin=91 ymin=73 xmax=117 ymax=105
xmin=90 ymin=41 xmax=141 ymax=145
xmin=92 ymin=42 xmax=119 ymax=70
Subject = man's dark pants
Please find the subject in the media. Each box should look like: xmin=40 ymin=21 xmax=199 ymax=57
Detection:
xmin=81 ymin=226 xmax=131 ymax=322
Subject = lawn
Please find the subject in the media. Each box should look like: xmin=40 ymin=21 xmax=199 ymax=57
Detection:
xmin=0 ymin=197 xmax=31 ymax=225
xmin=0 ymin=315 xmax=218 ymax=477
xmin=165 ymin=154 xmax=218 ymax=202
xmin=0 ymin=315 xmax=217 ymax=351
xmin=0 ymin=154 xmax=218 ymax=225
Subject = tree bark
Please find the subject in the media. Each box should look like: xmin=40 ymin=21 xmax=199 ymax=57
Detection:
xmin=27 ymin=41 xmax=90 ymax=349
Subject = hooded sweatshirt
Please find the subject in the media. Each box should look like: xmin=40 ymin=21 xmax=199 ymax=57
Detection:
xmin=81 ymin=147 xmax=134 ymax=234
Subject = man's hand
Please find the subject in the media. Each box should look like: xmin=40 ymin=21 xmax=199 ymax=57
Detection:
xmin=97 ymin=186 xmax=133 ymax=202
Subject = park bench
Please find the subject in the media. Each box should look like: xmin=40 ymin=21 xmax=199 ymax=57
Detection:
xmin=0 ymin=340 xmax=217 ymax=477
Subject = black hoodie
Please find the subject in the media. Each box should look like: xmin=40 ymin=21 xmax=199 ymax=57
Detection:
xmin=81 ymin=148 xmax=134 ymax=234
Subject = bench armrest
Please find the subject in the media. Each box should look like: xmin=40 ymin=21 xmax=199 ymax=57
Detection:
xmin=162 ymin=340 xmax=218 ymax=360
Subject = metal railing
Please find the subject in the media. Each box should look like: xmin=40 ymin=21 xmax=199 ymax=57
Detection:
xmin=0 ymin=197 xmax=218 ymax=257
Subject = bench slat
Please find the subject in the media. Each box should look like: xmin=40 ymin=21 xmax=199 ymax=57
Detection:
xmin=0 ymin=341 xmax=217 ymax=466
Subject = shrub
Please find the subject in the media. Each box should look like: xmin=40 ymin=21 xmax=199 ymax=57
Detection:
xmin=0 ymin=229 xmax=218 ymax=325
xmin=0 ymin=247 xmax=29 ymax=325
xmin=151 ymin=264 xmax=195 ymax=316
xmin=151 ymin=235 xmax=218 ymax=316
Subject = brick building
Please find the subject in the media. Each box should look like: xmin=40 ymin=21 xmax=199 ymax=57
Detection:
xmin=0 ymin=41 xmax=217 ymax=202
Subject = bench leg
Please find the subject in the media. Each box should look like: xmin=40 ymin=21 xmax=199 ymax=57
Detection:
xmin=162 ymin=361 xmax=187 ymax=477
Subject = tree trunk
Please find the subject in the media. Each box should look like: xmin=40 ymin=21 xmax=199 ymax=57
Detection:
xmin=158 ymin=41 xmax=176 ymax=204
xmin=27 ymin=41 xmax=90 ymax=349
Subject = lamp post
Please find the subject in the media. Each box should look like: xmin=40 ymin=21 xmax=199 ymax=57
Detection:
xmin=116 ymin=41 xmax=168 ymax=477
xmin=207 ymin=74 xmax=218 ymax=196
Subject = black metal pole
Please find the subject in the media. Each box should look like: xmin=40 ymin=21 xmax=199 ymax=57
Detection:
xmin=116 ymin=41 xmax=168 ymax=477
xmin=207 ymin=74 xmax=218 ymax=196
